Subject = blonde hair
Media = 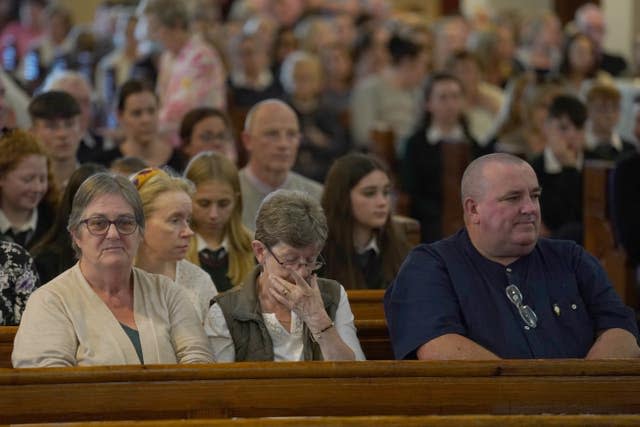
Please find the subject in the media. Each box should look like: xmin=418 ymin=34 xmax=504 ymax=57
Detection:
xmin=132 ymin=168 xmax=194 ymax=219
xmin=184 ymin=152 xmax=254 ymax=286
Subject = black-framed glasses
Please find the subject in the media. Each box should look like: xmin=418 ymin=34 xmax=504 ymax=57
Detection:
xmin=80 ymin=216 xmax=138 ymax=236
xmin=505 ymin=284 xmax=538 ymax=329
xmin=265 ymin=244 xmax=325 ymax=273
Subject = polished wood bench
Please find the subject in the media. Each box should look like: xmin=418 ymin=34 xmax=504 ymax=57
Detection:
xmin=12 ymin=414 xmax=640 ymax=426
xmin=2 ymin=360 xmax=640 ymax=423
xmin=0 ymin=326 xmax=15 ymax=368
xmin=0 ymin=320 xmax=393 ymax=368
xmin=347 ymin=290 xmax=385 ymax=321
xmin=583 ymin=160 xmax=637 ymax=309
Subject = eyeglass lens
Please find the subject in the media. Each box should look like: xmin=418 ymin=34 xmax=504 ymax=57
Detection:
xmin=505 ymin=284 xmax=538 ymax=328
xmin=85 ymin=216 xmax=137 ymax=235
xmin=266 ymin=245 xmax=324 ymax=272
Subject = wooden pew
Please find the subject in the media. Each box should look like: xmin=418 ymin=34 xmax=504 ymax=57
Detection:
xmin=226 ymin=104 xmax=250 ymax=168
xmin=440 ymin=141 xmax=470 ymax=237
xmin=369 ymin=127 xmax=413 ymax=216
xmin=348 ymin=290 xmax=385 ymax=321
xmin=356 ymin=319 xmax=393 ymax=360
xmin=392 ymin=214 xmax=421 ymax=247
xmin=0 ymin=320 xmax=393 ymax=368
xmin=0 ymin=326 xmax=15 ymax=369
xmin=369 ymin=127 xmax=397 ymax=175
xmin=2 ymin=360 xmax=640 ymax=423
xmin=15 ymin=414 xmax=640 ymax=426
xmin=583 ymin=160 xmax=637 ymax=308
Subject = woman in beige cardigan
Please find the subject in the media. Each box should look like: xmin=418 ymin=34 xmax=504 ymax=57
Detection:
xmin=12 ymin=173 xmax=213 ymax=367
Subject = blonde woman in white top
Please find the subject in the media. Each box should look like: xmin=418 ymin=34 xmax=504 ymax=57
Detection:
xmin=132 ymin=168 xmax=217 ymax=321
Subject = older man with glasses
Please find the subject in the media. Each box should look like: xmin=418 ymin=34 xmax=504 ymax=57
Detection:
xmin=385 ymin=153 xmax=639 ymax=360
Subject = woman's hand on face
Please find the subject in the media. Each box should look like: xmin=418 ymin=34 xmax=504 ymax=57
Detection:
xmin=268 ymin=271 xmax=331 ymax=330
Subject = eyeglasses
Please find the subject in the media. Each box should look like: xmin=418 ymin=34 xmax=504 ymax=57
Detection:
xmin=197 ymin=131 xmax=231 ymax=143
xmin=265 ymin=245 xmax=325 ymax=273
xmin=80 ymin=216 xmax=138 ymax=236
xmin=505 ymin=284 xmax=538 ymax=329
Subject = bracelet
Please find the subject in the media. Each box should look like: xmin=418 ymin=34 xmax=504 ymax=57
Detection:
xmin=317 ymin=322 xmax=334 ymax=335
xmin=311 ymin=322 xmax=334 ymax=342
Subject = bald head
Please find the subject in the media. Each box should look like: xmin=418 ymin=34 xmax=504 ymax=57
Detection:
xmin=244 ymin=99 xmax=297 ymax=134
xmin=575 ymin=3 xmax=605 ymax=47
xmin=461 ymin=153 xmax=530 ymax=203
xmin=241 ymin=98 xmax=300 ymax=184
xmin=462 ymin=153 xmax=541 ymax=264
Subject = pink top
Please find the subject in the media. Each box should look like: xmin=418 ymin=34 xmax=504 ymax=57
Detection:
xmin=157 ymin=35 xmax=227 ymax=147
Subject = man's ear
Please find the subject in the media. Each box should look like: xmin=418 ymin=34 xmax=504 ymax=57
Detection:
xmin=251 ymin=240 xmax=266 ymax=264
xmin=463 ymin=197 xmax=480 ymax=224
xmin=241 ymin=131 xmax=252 ymax=152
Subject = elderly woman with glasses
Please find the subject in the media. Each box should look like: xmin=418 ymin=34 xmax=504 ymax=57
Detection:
xmin=12 ymin=173 xmax=213 ymax=367
xmin=206 ymin=189 xmax=365 ymax=361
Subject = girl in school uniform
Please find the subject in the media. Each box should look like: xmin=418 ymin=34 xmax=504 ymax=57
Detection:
xmin=184 ymin=151 xmax=254 ymax=292
xmin=322 ymin=153 xmax=410 ymax=289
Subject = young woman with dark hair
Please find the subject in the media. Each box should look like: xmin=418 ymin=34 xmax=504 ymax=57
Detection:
xmin=322 ymin=153 xmax=410 ymax=289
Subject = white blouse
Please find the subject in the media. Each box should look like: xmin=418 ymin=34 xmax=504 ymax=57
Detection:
xmin=175 ymin=259 xmax=218 ymax=323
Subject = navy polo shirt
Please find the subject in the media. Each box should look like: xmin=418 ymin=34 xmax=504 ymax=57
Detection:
xmin=384 ymin=229 xmax=638 ymax=359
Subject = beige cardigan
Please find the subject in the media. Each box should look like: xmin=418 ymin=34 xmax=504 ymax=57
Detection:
xmin=12 ymin=263 xmax=213 ymax=367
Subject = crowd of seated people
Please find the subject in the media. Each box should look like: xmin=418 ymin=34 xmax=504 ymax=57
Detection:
xmin=0 ymin=0 xmax=639 ymax=367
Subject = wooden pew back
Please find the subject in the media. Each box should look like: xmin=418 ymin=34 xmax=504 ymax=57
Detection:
xmin=0 ymin=320 xmax=393 ymax=368
xmin=16 ymin=414 xmax=640 ymax=426
xmin=0 ymin=326 xmax=15 ymax=369
xmin=440 ymin=141 xmax=470 ymax=237
xmin=2 ymin=360 xmax=640 ymax=423
xmin=583 ymin=160 xmax=637 ymax=308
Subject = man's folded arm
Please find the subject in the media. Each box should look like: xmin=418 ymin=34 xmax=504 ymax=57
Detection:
xmin=416 ymin=333 xmax=501 ymax=360
xmin=585 ymin=328 xmax=640 ymax=359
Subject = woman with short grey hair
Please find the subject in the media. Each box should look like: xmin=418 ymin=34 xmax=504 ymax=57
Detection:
xmin=12 ymin=173 xmax=213 ymax=367
xmin=206 ymin=189 xmax=365 ymax=361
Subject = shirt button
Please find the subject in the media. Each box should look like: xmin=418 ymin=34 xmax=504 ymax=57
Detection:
xmin=571 ymin=304 xmax=577 ymax=310
xmin=524 ymin=325 xmax=530 ymax=331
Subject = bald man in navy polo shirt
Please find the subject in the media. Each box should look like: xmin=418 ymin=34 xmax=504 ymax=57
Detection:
xmin=385 ymin=153 xmax=639 ymax=360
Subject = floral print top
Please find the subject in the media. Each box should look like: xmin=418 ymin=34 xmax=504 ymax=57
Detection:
xmin=157 ymin=35 xmax=227 ymax=147
xmin=0 ymin=241 xmax=40 ymax=325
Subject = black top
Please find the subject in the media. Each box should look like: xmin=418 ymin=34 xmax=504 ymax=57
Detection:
xmin=290 ymin=97 xmax=351 ymax=183
xmin=599 ymin=52 xmax=627 ymax=77
xmin=33 ymin=233 xmax=75 ymax=284
xmin=530 ymin=154 xmax=583 ymax=243
xmin=612 ymin=153 xmax=640 ymax=265
xmin=99 ymin=146 xmax=187 ymax=174
xmin=199 ymin=247 xmax=233 ymax=293
xmin=227 ymin=78 xmax=284 ymax=108
xmin=356 ymin=249 xmax=385 ymax=289
xmin=401 ymin=123 xmax=485 ymax=243
xmin=584 ymin=138 xmax=636 ymax=162
xmin=0 ymin=202 xmax=56 ymax=251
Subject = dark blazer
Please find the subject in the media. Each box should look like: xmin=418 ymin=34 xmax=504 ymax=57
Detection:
xmin=530 ymin=154 xmax=583 ymax=243
xmin=611 ymin=153 xmax=640 ymax=264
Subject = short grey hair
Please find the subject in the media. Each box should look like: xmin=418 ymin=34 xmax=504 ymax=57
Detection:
xmin=67 ymin=172 xmax=145 ymax=257
xmin=460 ymin=153 xmax=528 ymax=203
xmin=255 ymin=189 xmax=327 ymax=249
xmin=41 ymin=69 xmax=92 ymax=93
xmin=279 ymin=50 xmax=321 ymax=94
